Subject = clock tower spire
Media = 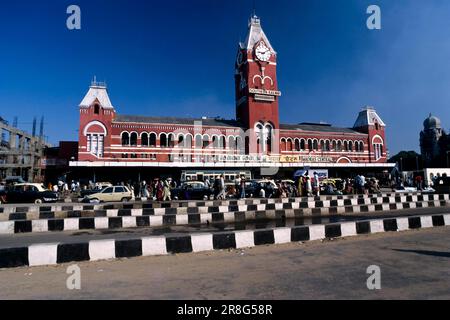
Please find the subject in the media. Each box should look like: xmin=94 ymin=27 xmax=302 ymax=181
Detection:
xmin=235 ymin=15 xmax=281 ymax=154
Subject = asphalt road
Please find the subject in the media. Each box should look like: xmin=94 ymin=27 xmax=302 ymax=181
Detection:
xmin=0 ymin=226 xmax=449 ymax=299
xmin=1 ymin=206 xmax=449 ymax=249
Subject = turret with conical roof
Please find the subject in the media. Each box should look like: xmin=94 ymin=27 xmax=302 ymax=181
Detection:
xmin=353 ymin=106 xmax=387 ymax=162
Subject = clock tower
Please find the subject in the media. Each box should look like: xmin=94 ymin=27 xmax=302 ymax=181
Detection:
xmin=235 ymin=15 xmax=281 ymax=154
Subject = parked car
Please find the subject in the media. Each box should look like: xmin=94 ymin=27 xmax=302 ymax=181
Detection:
xmin=432 ymin=176 xmax=450 ymax=194
xmin=394 ymin=186 xmax=417 ymax=193
xmin=79 ymin=183 xmax=113 ymax=198
xmin=82 ymin=186 xmax=134 ymax=203
xmin=244 ymin=180 xmax=278 ymax=198
xmin=172 ymin=181 xmax=213 ymax=200
xmin=3 ymin=183 xmax=59 ymax=204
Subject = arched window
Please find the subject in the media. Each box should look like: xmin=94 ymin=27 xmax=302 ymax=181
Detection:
xmin=343 ymin=141 xmax=348 ymax=151
xmin=359 ymin=142 xmax=364 ymax=152
xmin=195 ymin=135 xmax=202 ymax=148
xmin=141 ymin=133 xmax=149 ymax=147
xmin=313 ymin=140 xmax=319 ymax=150
xmin=300 ymin=139 xmax=305 ymax=150
xmin=121 ymin=132 xmax=130 ymax=146
xmin=202 ymin=135 xmax=209 ymax=149
xmin=236 ymin=136 xmax=243 ymax=153
xmin=320 ymin=140 xmax=325 ymax=151
xmin=332 ymin=140 xmax=337 ymax=151
xmin=349 ymin=141 xmax=353 ymax=152
xmin=130 ymin=132 xmax=138 ymax=146
xmin=295 ymin=139 xmax=300 ymax=152
xmin=280 ymin=138 xmax=287 ymax=152
xmin=168 ymin=133 xmax=175 ymax=148
xmin=212 ymin=136 xmax=219 ymax=148
xmin=160 ymin=133 xmax=167 ymax=148
xmin=220 ymin=136 xmax=226 ymax=149
xmin=178 ymin=135 xmax=185 ymax=147
xmin=149 ymin=133 xmax=157 ymax=147
xmin=337 ymin=141 xmax=342 ymax=152
xmin=94 ymin=104 xmax=100 ymax=115
xmin=308 ymin=139 xmax=313 ymax=151
xmin=372 ymin=137 xmax=383 ymax=160
xmin=325 ymin=140 xmax=330 ymax=151
xmin=228 ymin=136 xmax=235 ymax=151
xmin=287 ymin=139 xmax=293 ymax=151
xmin=185 ymin=134 xmax=193 ymax=148
xmin=255 ymin=123 xmax=263 ymax=139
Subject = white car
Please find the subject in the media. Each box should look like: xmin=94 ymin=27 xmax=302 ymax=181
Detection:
xmin=83 ymin=186 xmax=134 ymax=203
xmin=394 ymin=186 xmax=417 ymax=193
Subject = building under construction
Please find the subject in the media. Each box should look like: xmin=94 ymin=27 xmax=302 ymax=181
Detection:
xmin=0 ymin=116 xmax=50 ymax=182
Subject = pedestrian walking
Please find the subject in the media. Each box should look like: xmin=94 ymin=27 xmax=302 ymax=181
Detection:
xmin=156 ymin=180 xmax=164 ymax=201
xmin=306 ymin=176 xmax=312 ymax=197
xmin=297 ymin=177 xmax=303 ymax=197
xmin=240 ymin=176 xmax=246 ymax=199
xmin=162 ymin=179 xmax=171 ymax=201
xmin=313 ymin=172 xmax=320 ymax=196
xmin=217 ymin=175 xmax=226 ymax=200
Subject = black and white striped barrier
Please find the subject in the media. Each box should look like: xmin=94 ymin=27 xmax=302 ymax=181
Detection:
xmin=1 ymin=213 xmax=449 ymax=269
xmin=0 ymin=192 xmax=437 ymax=214
xmin=1 ymin=199 xmax=449 ymax=235
xmin=1 ymin=194 xmax=448 ymax=222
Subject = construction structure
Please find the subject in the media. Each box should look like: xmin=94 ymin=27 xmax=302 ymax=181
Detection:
xmin=0 ymin=116 xmax=50 ymax=182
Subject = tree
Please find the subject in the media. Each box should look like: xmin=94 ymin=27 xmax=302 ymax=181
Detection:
xmin=389 ymin=151 xmax=423 ymax=171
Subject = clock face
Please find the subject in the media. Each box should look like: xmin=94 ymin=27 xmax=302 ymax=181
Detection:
xmin=255 ymin=42 xmax=272 ymax=62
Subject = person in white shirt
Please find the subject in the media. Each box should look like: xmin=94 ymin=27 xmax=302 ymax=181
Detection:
xmin=306 ymin=176 xmax=312 ymax=197
xmin=313 ymin=172 xmax=320 ymax=196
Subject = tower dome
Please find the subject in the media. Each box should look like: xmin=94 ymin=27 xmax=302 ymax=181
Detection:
xmin=423 ymin=114 xmax=441 ymax=130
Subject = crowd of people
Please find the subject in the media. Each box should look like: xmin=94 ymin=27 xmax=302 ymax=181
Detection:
xmin=46 ymin=172 xmax=390 ymax=202
xmin=128 ymin=179 xmax=176 ymax=201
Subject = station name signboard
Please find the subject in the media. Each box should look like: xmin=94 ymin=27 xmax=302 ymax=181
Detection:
xmin=216 ymin=155 xmax=277 ymax=163
xmin=249 ymin=88 xmax=282 ymax=96
xmin=173 ymin=154 xmax=334 ymax=164
xmin=280 ymin=156 xmax=333 ymax=163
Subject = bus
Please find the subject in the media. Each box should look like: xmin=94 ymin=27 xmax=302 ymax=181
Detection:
xmin=181 ymin=170 xmax=252 ymax=183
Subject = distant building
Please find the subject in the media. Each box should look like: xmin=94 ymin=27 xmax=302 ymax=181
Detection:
xmin=41 ymin=141 xmax=78 ymax=183
xmin=420 ymin=114 xmax=450 ymax=167
xmin=0 ymin=117 xmax=50 ymax=182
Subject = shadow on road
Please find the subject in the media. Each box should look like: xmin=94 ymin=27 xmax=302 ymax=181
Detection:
xmin=392 ymin=248 xmax=450 ymax=258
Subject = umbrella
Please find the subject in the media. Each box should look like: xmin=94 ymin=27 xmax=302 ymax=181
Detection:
xmin=294 ymin=170 xmax=307 ymax=178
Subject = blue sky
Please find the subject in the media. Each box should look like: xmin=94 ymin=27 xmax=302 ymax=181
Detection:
xmin=1 ymin=0 xmax=450 ymax=155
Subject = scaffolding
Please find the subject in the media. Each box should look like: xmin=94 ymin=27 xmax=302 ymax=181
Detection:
xmin=0 ymin=117 xmax=51 ymax=182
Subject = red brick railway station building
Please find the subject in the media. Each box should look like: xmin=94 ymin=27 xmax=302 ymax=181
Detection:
xmin=70 ymin=16 xmax=394 ymax=182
